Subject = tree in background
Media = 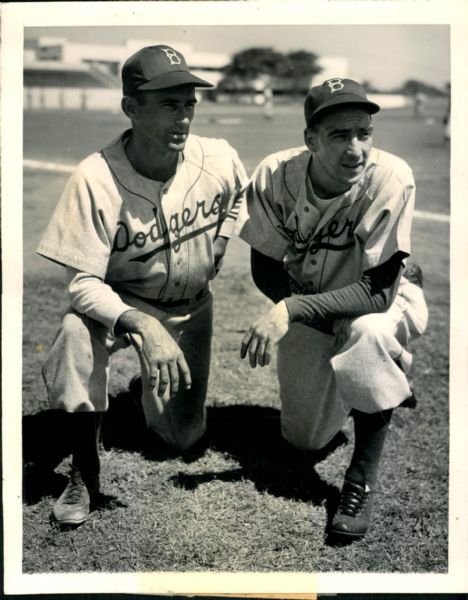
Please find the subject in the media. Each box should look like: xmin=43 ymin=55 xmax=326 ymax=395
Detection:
xmin=398 ymin=79 xmax=445 ymax=97
xmin=219 ymin=47 xmax=322 ymax=94
xmin=223 ymin=47 xmax=287 ymax=80
xmin=281 ymin=50 xmax=322 ymax=94
xmin=361 ymin=80 xmax=380 ymax=94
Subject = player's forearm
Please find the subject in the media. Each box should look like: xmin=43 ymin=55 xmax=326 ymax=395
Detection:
xmin=285 ymin=254 xmax=404 ymax=327
xmin=285 ymin=279 xmax=385 ymax=326
xmin=67 ymin=268 xmax=136 ymax=333
xmin=251 ymin=248 xmax=291 ymax=304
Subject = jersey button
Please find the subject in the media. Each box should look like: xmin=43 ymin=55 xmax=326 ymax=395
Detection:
xmin=311 ymin=259 xmax=317 ymax=265
xmin=304 ymin=206 xmax=310 ymax=212
xmin=176 ymin=257 xmax=182 ymax=265
xmin=174 ymin=281 xmax=180 ymax=287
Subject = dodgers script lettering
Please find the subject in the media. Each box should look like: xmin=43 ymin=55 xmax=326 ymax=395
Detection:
xmin=285 ymin=212 xmax=356 ymax=255
xmin=111 ymin=195 xmax=226 ymax=261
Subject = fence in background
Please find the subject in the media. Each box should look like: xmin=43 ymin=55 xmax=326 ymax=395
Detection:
xmin=24 ymin=86 xmax=411 ymax=111
xmin=24 ymin=87 xmax=122 ymax=111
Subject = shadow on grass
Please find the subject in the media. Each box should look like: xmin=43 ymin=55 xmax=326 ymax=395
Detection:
xmin=23 ymin=389 xmax=348 ymax=534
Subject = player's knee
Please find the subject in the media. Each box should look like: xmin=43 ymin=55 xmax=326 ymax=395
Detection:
xmin=158 ymin=423 xmax=206 ymax=452
xmin=55 ymin=312 xmax=91 ymax=350
xmin=282 ymin=425 xmax=336 ymax=452
xmin=60 ymin=311 xmax=88 ymax=338
xmin=303 ymin=438 xmax=329 ymax=452
xmin=165 ymin=432 xmax=203 ymax=453
xmin=347 ymin=313 xmax=393 ymax=344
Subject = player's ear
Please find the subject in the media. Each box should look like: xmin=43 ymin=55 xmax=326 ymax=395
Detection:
xmin=121 ymin=96 xmax=138 ymax=119
xmin=304 ymin=127 xmax=318 ymax=153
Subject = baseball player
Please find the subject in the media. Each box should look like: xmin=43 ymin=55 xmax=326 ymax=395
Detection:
xmin=37 ymin=45 xmax=247 ymax=526
xmin=238 ymin=78 xmax=428 ymax=539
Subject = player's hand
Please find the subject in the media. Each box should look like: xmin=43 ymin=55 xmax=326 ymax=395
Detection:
xmin=117 ymin=310 xmax=191 ymax=398
xmin=213 ymin=235 xmax=229 ymax=274
xmin=240 ymin=300 xmax=290 ymax=368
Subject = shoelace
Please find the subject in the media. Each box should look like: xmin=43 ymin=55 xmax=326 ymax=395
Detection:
xmin=63 ymin=476 xmax=86 ymax=505
xmin=339 ymin=482 xmax=369 ymax=517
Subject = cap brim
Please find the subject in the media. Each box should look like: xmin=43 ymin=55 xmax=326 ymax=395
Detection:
xmin=309 ymin=93 xmax=380 ymax=124
xmin=134 ymin=70 xmax=213 ymax=93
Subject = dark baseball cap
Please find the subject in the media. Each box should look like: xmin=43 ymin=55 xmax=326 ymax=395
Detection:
xmin=304 ymin=78 xmax=380 ymax=127
xmin=122 ymin=45 xmax=214 ymax=96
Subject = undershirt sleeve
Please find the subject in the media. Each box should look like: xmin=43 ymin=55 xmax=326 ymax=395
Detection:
xmin=251 ymin=248 xmax=291 ymax=304
xmin=251 ymin=248 xmax=405 ymax=333
xmin=66 ymin=267 xmax=136 ymax=334
xmin=284 ymin=252 xmax=405 ymax=329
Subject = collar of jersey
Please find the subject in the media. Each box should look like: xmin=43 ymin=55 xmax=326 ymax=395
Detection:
xmin=101 ymin=130 xmax=204 ymax=202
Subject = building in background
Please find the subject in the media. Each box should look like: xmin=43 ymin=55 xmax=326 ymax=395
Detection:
xmin=24 ymin=37 xmax=229 ymax=110
xmin=24 ymin=38 xmax=410 ymax=111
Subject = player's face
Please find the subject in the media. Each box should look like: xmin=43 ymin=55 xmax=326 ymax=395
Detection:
xmin=305 ymin=107 xmax=373 ymax=196
xmin=130 ymin=85 xmax=197 ymax=152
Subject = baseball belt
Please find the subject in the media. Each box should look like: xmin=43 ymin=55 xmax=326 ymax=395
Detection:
xmin=126 ymin=286 xmax=210 ymax=310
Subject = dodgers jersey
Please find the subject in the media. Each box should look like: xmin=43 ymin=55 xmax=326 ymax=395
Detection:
xmin=238 ymin=146 xmax=415 ymax=293
xmin=38 ymin=132 xmax=247 ymax=302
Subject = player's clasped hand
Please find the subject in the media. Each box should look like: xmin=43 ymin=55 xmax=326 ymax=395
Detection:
xmin=122 ymin=311 xmax=192 ymax=398
xmin=240 ymin=300 xmax=291 ymax=368
xmin=142 ymin=320 xmax=191 ymax=397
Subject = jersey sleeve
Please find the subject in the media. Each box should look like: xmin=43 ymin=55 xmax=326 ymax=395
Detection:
xmin=37 ymin=161 xmax=119 ymax=279
xmin=236 ymin=159 xmax=292 ymax=261
xmin=356 ymin=167 xmax=415 ymax=271
xmin=217 ymin=146 xmax=249 ymax=239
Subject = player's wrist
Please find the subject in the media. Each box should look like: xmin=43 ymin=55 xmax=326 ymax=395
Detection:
xmin=272 ymin=299 xmax=291 ymax=324
xmin=283 ymin=296 xmax=306 ymax=324
xmin=115 ymin=308 xmax=150 ymax=336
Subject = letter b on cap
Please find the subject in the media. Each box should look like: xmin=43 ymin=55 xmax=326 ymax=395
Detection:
xmin=162 ymin=48 xmax=181 ymax=65
xmin=326 ymin=78 xmax=344 ymax=93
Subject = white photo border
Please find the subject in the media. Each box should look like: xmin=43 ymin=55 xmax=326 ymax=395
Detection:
xmin=2 ymin=0 xmax=468 ymax=595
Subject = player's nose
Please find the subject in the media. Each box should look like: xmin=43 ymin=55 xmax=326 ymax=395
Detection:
xmin=345 ymin=136 xmax=362 ymax=158
xmin=175 ymin=106 xmax=192 ymax=125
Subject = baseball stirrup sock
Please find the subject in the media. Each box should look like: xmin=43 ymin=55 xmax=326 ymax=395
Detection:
xmin=346 ymin=408 xmax=393 ymax=487
xmin=70 ymin=412 xmax=101 ymax=491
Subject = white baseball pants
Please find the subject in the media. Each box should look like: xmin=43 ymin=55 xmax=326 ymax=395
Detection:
xmin=277 ymin=278 xmax=429 ymax=451
xmin=42 ymin=293 xmax=213 ymax=451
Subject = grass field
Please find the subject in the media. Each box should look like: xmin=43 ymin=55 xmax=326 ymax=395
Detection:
xmin=21 ymin=99 xmax=449 ymax=574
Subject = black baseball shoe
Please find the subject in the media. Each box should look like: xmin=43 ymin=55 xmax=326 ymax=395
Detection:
xmin=330 ymin=479 xmax=374 ymax=539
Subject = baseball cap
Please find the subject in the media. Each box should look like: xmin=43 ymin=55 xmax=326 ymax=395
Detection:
xmin=122 ymin=45 xmax=214 ymax=96
xmin=304 ymin=78 xmax=380 ymax=127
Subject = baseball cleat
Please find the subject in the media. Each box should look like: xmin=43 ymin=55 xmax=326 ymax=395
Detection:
xmin=53 ymin=467 xmax=95 ymax=526
xmin=330 ymin=479 xmax=374 ymax=539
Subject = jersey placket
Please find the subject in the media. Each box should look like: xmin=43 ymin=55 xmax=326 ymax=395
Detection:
xmin=288 ymin=177 xmax=323 ymax=293
xmin=160 ymin=175 xmax=190 ymax=303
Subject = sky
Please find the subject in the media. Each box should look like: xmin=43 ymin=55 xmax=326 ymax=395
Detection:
xmin=25 ymin=24 xmax=450 ymax=91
